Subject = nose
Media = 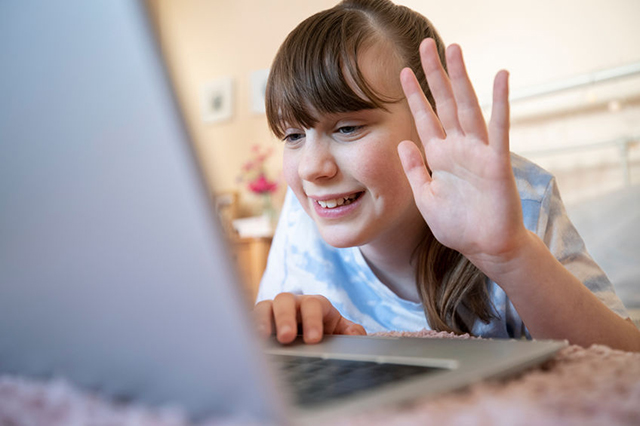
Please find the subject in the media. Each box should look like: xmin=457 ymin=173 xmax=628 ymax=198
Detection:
xmin=298 ymin=135 xmax=338 ymax=182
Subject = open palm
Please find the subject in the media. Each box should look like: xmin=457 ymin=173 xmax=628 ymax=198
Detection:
xmin=398 ymin=39 xmax=527 ymax=268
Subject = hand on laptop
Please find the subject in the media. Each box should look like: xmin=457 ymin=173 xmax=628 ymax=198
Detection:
xmin=254 ymin=293 xmax=367 ymax=344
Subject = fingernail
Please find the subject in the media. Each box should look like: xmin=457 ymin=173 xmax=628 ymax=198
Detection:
xmin=307 ymin=328 xmax=320 ymax=342
xmin=278 ymin=325 xmax=291 ymax=338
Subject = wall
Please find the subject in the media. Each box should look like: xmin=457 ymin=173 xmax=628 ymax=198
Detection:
xmin=148 ymin=0 xmax=336 ymax=215
xmin=149 ymin=0 xmax=640 ymax=214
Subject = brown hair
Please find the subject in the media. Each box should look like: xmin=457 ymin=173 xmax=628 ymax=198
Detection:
xmin=265 ymin=0 xmax=496 ymax=334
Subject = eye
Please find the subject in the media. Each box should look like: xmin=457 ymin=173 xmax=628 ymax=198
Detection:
xmin=282 ymin=131 xmax=305 ymax=144
xmin=336 ymin=125 xmax=363 ymax=135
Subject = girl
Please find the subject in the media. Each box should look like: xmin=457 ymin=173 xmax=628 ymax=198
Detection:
xmin=254 ymin=0 xmax=640 ymax=351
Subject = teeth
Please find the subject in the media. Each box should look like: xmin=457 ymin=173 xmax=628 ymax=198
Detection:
xmin=316 ymin=194 xmax=359 ymax=209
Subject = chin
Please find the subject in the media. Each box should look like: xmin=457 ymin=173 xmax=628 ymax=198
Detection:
xmin=323 ymin=239 xmax=357 ymax=249
xmin=317 ymin=227 xmax=369 ymax=249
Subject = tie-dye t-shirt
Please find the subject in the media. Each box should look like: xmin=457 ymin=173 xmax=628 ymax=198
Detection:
xmin=256 ymin=154 xmax=628 ymax=338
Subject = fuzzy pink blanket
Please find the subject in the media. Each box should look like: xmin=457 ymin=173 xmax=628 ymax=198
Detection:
xmin=1 ymin=330 xmax=639 ymax=426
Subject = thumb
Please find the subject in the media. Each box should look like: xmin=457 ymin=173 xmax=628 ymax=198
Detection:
xmin=398 ymin=140 xmax=431 ymax=195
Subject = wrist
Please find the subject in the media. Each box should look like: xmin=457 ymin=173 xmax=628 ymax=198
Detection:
xmin=465 ymin=229 xmax=540 ymax=286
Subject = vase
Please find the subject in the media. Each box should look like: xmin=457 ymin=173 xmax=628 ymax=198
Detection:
xmin=261 ymin=193 xmax=277 ymax=231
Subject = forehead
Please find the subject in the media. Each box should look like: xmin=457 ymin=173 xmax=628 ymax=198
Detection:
xmin=266 ymin=26 xmax=407 ymax=138
xmin=285 ymin=107 xmax=385 ymax=129
xmin=355 ymin=39 xmax=406 ymax=102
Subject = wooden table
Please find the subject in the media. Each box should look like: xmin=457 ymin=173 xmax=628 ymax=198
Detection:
xmin=231 ymin=235 xmax=272 ymax=303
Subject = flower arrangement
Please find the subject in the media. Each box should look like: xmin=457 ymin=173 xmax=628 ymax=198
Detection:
xmin=238 ymin=144 xmax=279 ymax=195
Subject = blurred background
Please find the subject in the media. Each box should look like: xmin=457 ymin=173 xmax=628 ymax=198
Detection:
xmin=146 ymin=0 xmax=640 ymax=314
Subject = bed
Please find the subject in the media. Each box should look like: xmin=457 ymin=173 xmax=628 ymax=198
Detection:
xmin=566 ymin=184 xmax=640 ymax=325
xmin=2 ymin=187 xmax=637 ymax=425
xmin=1 ymin=329 xmax=639 ymax=426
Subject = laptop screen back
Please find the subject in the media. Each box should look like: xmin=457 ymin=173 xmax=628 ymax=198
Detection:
xmin=0 ymin=1 xmax=282 ymax=421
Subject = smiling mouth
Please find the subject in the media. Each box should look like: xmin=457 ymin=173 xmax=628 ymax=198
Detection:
xmin=315 ymin=192 xmax=363 ymax=209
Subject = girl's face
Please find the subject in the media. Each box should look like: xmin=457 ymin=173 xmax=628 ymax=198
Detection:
xmin=281 ymin=41 xmax=427 ymax=249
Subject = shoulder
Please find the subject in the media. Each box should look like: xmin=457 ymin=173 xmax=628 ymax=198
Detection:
xmin=510 ymin=153 xmax=554 ymax=203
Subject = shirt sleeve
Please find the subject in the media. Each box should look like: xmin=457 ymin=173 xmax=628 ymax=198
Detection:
xmin=536 ymin=177 xmax=629 ymax=318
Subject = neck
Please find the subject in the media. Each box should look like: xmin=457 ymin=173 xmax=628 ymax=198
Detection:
xmin=359 ymin=211 xmax=429 ymax=303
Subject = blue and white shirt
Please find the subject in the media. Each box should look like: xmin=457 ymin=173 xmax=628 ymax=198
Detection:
xmin=256 ymin=154 xmax=628 ymax=338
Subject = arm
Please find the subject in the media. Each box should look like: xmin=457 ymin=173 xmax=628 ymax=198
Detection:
xmin=486 ymin=228 xmax=639 ymax=350
xmin=533 ymin=175 xmax=628 ymax=320
xmin=398 ymin=38 xmax=640 ymax=351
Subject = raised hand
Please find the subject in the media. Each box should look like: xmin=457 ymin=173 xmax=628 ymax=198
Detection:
xmin=398 ymin=38 xmax=528 ymax=271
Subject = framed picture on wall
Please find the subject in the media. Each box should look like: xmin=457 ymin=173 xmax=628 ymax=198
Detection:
xmin=201 ymin=77 xmax=234 ymax=123
xmin=250 ymin=68 xmax=269 ymax=114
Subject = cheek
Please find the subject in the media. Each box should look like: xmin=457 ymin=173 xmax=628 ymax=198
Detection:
xmin=282 ymin=151 xmax=316 ymax=216
xmin=282 ymin=151 xmax=298 ymax=186
xmin=282 ymin=151 xmax=306 ymax=198
xmin=360 ymin=143 xmax=409 ymax=186
xmin=359 ymin=145 xmax=415 ymax=209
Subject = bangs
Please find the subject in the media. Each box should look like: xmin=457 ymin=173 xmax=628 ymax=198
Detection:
xmin=266 ymin=9 xmax=400 ymax=138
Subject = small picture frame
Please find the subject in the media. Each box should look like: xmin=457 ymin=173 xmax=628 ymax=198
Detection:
xmin=201 ymin=77 xmax=234 ymax=123
xmin=250 ymin=69 xmax=270 ymax=114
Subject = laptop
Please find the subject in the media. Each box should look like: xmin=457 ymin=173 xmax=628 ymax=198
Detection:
xmin=0 ymin=1 xmax=565 ymax=424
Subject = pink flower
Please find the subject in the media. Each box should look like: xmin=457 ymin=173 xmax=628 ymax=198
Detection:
xmin=248 ymin=174 xmax=278 ymax=194
xmin=238 ymin=144 xmax=279 ymax=194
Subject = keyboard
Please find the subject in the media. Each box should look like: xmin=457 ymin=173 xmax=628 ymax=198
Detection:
xmin=270 ymin=354 xmax=442 ymax=407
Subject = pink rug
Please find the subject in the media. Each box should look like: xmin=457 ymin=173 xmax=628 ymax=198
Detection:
xmin=1 ymin=330 xmax=639 ymax=425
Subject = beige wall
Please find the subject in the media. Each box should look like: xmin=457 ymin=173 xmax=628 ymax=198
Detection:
xmin=149 ymin=0 xmax=337 ymax=215
xmin=149 ymin=0 xmax=640 ymax=214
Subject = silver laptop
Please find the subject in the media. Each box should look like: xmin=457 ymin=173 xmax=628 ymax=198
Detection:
xmin=0 ymin=1 xmax=565 ymax=424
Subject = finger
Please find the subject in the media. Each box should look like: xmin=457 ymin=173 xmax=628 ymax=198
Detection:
xmin=272 ymin=293 xmax=299 ymax=344
xmin=488 ymin=70 xmax=510 ymax=152
xmin=398 ymin=140 xmax=432 ymax=197
xmin=310 ymin=295 xmax=351 ymax=334
xmin=253 ymin=300 xmax=275 ymax=338
xmin=334 ymin=318 xmax=367 ymax=336
xmin=419 ymin=38 xmax=462 ymax=134
xmin=299 ymin=296 xmax=326 ymax=344
xmin=313 ymin=295 xmax=343 ymax=335
xmin=318 ymin=297 xmax=365 ymax=336
xmin=446 ymin=44 xmax=487 ymax=141
xmin=400 ymin=67 xmax=445 ymax=146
